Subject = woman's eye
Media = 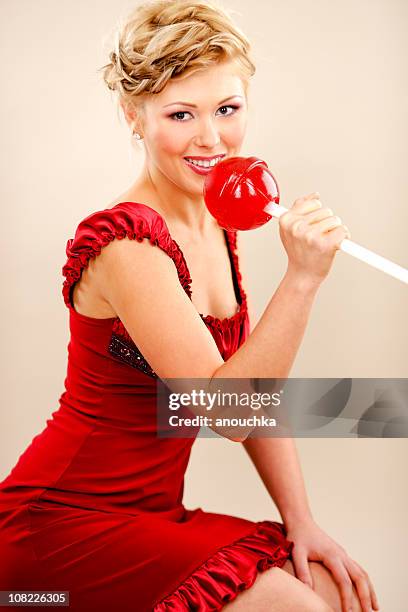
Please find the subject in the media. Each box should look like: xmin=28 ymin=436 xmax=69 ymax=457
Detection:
xmin=170 ymin=111 xmax=192 ymax=121
xmin=216 ymin=105 xmax=239 ymax=116
xmin=169 ymin=104 xmax=239 ymax=121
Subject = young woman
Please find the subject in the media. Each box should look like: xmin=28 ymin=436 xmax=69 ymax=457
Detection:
xmin=0 ymin=1 xmax=379 ymax=611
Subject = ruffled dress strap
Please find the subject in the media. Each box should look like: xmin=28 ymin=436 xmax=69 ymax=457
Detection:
xmin=200 ymin=230 xmax=249 ymax=343
xmin=224 ymin=229 xmax=248 ymax=311
xmin=62 ymin=202 xmax=192 ymax=311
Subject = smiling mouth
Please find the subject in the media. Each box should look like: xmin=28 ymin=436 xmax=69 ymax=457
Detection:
xmin=183 ymin=154 xmax=225 ymax=168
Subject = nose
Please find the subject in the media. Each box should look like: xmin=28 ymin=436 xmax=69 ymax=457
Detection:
xmin=195 ymin=117 xmax=221 ymax=149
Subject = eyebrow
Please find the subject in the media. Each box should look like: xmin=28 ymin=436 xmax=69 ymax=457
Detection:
xmin=162 ymin=95 xmax=244 ymax=109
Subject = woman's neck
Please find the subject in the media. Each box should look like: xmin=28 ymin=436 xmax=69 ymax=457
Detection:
xmin=128 ymin=162 xmax=216 ymax=238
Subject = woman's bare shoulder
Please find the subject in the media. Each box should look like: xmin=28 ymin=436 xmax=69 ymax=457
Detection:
xmin=106 ymin=188 xmax=163 ymax=216
xmin=71 ymin=190 xmax=165 ymax=319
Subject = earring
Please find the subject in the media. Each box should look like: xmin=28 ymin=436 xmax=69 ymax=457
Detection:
xmin=132 ymin=131 xmax=142 ymax=140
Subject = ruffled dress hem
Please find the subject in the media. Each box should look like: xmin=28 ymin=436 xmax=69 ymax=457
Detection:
xmin=153 ymin=520 xmax=294 ymax=611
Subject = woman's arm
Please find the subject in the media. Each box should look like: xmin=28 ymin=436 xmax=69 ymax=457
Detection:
xmin=97 ymin=194 xmax=344 ymax=440
xmin=214 ymin=268 xmax=319 ymax=380
xmin=237 ymin=229 xmax=312 ymax=521
xmin=241 ymin=437 xmax=380 ymax=612
xmin=241 ymin=436 xmax=312 ymax=527
xmin=212 ymin=192 xmax=350 ymax=381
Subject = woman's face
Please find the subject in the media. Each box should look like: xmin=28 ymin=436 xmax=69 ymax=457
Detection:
xmin=139 ymin=59 xmax=249 ymax=196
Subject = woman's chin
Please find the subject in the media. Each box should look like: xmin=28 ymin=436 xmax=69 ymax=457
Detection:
xmin=178 ymin=174 xmax=207 ymax=197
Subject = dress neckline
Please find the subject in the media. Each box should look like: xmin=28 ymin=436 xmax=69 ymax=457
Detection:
xmin=113 ymin=201 xmax=247 ymax=326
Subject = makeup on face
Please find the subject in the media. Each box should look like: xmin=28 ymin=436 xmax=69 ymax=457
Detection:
xmin=162 ymin=96 xmax=244 ymax=177
xmin=141 ymin=62 xmax=248 ymax=193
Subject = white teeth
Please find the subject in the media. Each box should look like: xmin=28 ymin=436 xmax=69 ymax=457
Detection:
xmin=185 ymin=156 xmax=223 ymax=168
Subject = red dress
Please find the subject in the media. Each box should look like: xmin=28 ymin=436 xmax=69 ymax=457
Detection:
xmin=0 ymin=202 xmax=294 ymax=611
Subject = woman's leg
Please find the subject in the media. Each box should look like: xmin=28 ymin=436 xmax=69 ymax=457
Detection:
xmin=222 ymin=565 xmax=335 ymax=612
xmin=281 ymin=558 xmax=363 ymax=612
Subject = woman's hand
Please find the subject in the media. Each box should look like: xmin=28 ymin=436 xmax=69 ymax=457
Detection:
xmin=279 ymin=192 xmax=351 ymax=286
xmin=285 ymin=517 xmax=380 ymax=612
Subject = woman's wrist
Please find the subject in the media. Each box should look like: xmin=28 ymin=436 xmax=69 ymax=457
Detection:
xmin=283 ymin=267 xmax=323 ymax=295
xmin=282 ymin=508 xmax=315 ymax=530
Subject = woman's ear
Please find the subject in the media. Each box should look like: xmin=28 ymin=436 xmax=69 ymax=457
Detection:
xmin=120 ymin=99 xmax=142 ymax=134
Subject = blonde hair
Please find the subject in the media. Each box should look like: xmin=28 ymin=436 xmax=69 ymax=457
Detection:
xmin=99 ymin=0 xmax=255 ymax=109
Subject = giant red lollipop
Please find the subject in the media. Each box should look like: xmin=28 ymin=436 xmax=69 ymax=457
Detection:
xmin=204 ymin=156 xmax=408 ymax=284
xmin=203 ymin=156 xmax=280 ymax=231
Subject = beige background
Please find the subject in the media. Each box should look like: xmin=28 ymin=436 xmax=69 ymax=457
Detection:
xmin=1 ymin=0 xmax=407 ymax=608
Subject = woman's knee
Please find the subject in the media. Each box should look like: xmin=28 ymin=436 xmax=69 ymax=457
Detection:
xmin=282 ymin=558 xmax=363 ymax=612
xmin=222 ymin=565 xmax=335 ymax=612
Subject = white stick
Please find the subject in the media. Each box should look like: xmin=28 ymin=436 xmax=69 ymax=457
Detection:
xmin=264 ymin=201 xmax=408 ymax=285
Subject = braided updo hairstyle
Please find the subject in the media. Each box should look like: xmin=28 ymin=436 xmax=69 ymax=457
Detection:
xmin=99 ymin=0 xmax=256 ymax=110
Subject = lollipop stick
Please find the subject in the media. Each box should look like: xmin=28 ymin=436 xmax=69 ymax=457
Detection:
xmin=265 ymin=202 xmax=408 ymax=284
xmin=339 ymin=239 xmax=408 ymax=284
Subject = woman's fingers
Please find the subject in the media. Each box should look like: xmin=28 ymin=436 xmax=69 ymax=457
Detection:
xmin=310 ymin=215 xmax=343 ymax=234
xmin=342 ymin=558 xmax=372 ymax=612
xmin=280 ymin=191 xmax=351 ymax=283
xmin=291 ymin=545 xmax=314 ymax=589
xmin=291 ymin=195 xmax=323 ymax=215
xmin=304 ymin=206 xmax=337 ymax=224
xmin=322 ymin=557 xmax=353 ymax=612
xmin=326 ymin=554 xmax=377 ymax=612
xmin=343 ymin=556 xmax=380 ymax=611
